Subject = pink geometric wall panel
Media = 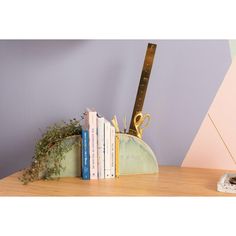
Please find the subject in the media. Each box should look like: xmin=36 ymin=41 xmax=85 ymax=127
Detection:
xmin=182 ymin=115 xmax=236 ymax=170
xmin=182 ymin=58 xmax=236 ymax=170
xmin=209 ymin=59 xmax=236 ymax=163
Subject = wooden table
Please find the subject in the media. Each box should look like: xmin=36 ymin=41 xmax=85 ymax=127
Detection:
xmin=0 ymin=166 xmax=235 ymax=196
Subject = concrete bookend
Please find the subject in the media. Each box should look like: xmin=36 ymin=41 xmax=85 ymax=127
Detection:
xmin=49 ymin=135 xmax=82 ymax=178
xmin=118 ymin=133 xmax=159 ymax=175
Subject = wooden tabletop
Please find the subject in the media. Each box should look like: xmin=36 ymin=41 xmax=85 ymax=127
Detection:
xmin=0 ymin=166 xmax=236 ymax=196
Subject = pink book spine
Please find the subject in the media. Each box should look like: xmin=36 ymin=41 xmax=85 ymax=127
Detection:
xmin=88 ymin=111 xmax=98 ymax=179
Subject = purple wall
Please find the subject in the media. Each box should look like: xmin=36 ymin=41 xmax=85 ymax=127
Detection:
xmin=0 ymin=40 xmax=231 ymax=178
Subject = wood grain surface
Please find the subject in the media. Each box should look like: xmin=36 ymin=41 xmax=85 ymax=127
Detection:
xmin=0 ymin=166 xmax=236 ymax=196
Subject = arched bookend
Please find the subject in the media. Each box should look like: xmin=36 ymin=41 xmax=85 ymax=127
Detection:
xmin=118 ymin=133 xmax=158 ymax=175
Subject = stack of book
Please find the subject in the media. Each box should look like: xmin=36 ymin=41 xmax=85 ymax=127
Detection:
xmin=81 ymin=108 xmax=119 ymax=180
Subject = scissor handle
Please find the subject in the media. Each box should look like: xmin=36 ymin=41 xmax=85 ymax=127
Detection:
xmin=134 ymin=112 xmax=151 ymax=139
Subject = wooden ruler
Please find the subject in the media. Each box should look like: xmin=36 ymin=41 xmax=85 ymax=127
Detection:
xmin=128 ymin=43 xmax=157 ymax=137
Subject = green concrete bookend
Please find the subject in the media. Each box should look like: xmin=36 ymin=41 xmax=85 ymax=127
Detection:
xmin=118 ymin=133 xmax=159 ymax=175
xmin=49 ymin=135 xmax=82 ymax=178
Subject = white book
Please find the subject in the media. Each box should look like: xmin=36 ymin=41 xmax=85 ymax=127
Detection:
xmin=104 ymin=119 xmax=111 ymax=178
xmin=84 ymin=108 xmax=98 ymax=179
xmin=110 ymin=125 xmax=116 ymax=178
xmin=97 ymin=116 xmax=105 ymax=179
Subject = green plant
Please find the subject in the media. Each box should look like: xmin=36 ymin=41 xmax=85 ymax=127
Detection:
xmin=20 ymin=118 xmax=82 ymax=184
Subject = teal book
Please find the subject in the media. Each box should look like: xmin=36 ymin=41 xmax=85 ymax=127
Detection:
xmin=82 ymin=130 xmax=90 ymax=180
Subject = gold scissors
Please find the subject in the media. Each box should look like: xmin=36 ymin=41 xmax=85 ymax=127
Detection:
xmin=133 ymin=111 xmax=151 ymax=139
